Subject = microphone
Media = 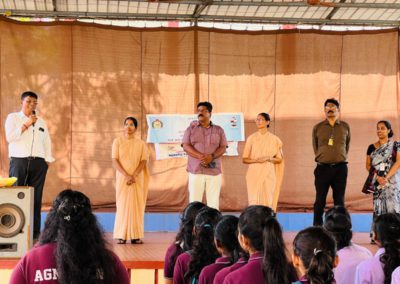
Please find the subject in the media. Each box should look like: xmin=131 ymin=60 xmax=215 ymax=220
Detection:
xmin=32 ymin=110 xmax=36 ymax=127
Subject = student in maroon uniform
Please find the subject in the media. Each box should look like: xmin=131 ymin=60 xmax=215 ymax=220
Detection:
xmin=224 ymin=205 xmax=297 ymax=284
xmin=199 ymin=215 xmax=240 ymax=284
xmin=173 ymin=207 xmax=221 ymax=284
xmin=9 ymin=189 xmax=129 ymax=284
xmin=213 ymin=252 xmax=248 ymax=284
xmin=292 ymin=226 xmax=338 ymax=284
xmin=164 ymin=201 xmax=206 ymax=283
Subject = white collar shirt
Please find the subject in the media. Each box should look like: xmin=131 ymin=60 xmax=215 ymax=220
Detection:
xmin=5 ymin=111 xmax=55 ymax=162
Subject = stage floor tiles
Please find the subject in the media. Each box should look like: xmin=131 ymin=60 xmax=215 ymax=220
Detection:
xmin=0 ymin=232 xmax=378 ymax=284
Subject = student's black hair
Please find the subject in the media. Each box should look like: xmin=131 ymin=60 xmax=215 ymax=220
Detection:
xmin=324 ymin=98 xmax=340 ymax=109
xmin=124 ymin=116 xmax=138 ymax=128
xmin=21 ymin=91 xmax=38 ymax=100
xmin=185 ymin=207 xmax=221 ymax=281
xmin=214 ymin=215 xmax=241 ymax=264
xmin=258 ymin=113 xmax=271 ymax=128
xmin=197 ymin=101 xmax=213 ymax=112
xmin=293 ymin=226 xmax=337 ymax=284
xmin=323 ymin=206 xmax=352 ymax=250
xmin=377 ymin=120 xmax=394 ymax=138
xmin=374 ymin=213 xmax=400 ymax=284
xmin=40 ymin=189 xmax=117 ymax=284
xmin=239 ymin=205 xmax=295 ymax=284
xmin=168 ymin=201 xmax=206 ymax=274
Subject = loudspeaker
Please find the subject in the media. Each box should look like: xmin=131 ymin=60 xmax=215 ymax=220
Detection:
xmin=0 ymin=186 xmax=33 ymax=258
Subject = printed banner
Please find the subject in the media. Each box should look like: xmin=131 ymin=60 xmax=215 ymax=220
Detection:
xmin=146 ymin=113 xmax=244 ymax=143
xmin=154 ymin=142 xmax=239 ymax=160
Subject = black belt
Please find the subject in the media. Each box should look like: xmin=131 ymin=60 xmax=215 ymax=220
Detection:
xmin=317 ymin=162 xmax=347 ymax=167
xmin=12 ymin=157 xmax=44 ymax=161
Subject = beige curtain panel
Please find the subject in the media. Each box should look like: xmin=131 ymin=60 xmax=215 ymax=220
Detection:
xmin=0 ymin=18 xmax=398 ymax=212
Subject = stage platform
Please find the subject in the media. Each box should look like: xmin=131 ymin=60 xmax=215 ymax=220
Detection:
xmin=0 ymin=231 xmax=378 ymax=284
xmin=44 ymin=211 xmax=375 ymax=233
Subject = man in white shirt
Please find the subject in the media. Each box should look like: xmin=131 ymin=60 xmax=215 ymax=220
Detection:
xmin=5 ymin=91 xmax=54 ymax=240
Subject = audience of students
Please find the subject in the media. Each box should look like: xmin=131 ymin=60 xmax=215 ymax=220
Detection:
xmin=198 ymin=215 xmax=240 ymax=284
xmin=12 ymin=189 xmax=399 ymax=284
xmin=164 ymin=201 xmax=206 ymax=283
xmin=173 ymin=207 xmax=222 ymax=284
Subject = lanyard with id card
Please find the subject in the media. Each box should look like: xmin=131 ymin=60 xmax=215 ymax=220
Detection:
xmin=328 ymin=126 xmax=334 ymax=146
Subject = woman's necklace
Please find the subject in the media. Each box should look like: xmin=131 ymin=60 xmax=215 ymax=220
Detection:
xmin=378 ymin=139 xmax=388 ymax=147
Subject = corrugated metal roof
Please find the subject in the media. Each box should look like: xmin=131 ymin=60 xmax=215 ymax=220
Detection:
xmin=0 ymin=0 xmax=399 ymax=27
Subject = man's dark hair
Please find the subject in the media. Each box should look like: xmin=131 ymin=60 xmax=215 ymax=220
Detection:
xmin=197 ymin=102 xmax=213 ymax=112
xmin=324 ymin=98 xmax=340 ymax=109
xmin=21 ymin=91 xmax=38 ymax=100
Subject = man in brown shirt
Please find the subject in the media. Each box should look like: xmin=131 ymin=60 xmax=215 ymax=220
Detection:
xmin=312 ymin=98 xmax=351 ymax=225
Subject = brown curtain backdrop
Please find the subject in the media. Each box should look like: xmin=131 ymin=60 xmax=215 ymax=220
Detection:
xmin=0 ymin=18 xmax=398 ymax=212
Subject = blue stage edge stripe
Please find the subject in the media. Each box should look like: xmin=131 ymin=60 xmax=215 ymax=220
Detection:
xmin=41 ymin=212 xmax=373 ymax=233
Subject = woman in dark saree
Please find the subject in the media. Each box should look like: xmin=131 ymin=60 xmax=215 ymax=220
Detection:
xmin=364 ymin=120 xmax=400 ymax=242
xmin=365 ymin=120 xmax=400 ymax=215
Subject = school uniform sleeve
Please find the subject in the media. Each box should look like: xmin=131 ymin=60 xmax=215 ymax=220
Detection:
xmin=173 ymin=253 xmax=187 ymax=284
xmin=223 ymin=273 xmax=234 ymax=284
xmin=355 ymin=261 xmax=372 ymax=284
xmin=392 ymin=267 xmax=400 ymax=284
xmin=164 ymin=243 xmax=179 ymax=279
xmin=9 ymin=259 xmax=27 ymax=284
xmin=113 ymin=254 xmax=130 ymax=284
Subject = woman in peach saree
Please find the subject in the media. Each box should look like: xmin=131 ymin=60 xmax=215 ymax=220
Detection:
xmin=112 ymin=116 xmax=149 ymax=244
xmin=242 ymin=113 xmax=284 ymax=211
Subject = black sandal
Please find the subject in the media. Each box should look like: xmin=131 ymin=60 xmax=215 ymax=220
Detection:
xmin=117 ymin=239 xmax=126 ymax=244
xmin=131 ymin=239 xmax=143 ymax=244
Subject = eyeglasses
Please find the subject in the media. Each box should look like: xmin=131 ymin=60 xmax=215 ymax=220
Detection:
xmin=25 ymin=100 xmax=38 ymax=105
xmin=325 ymin=104 xmax=337 ymax=109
